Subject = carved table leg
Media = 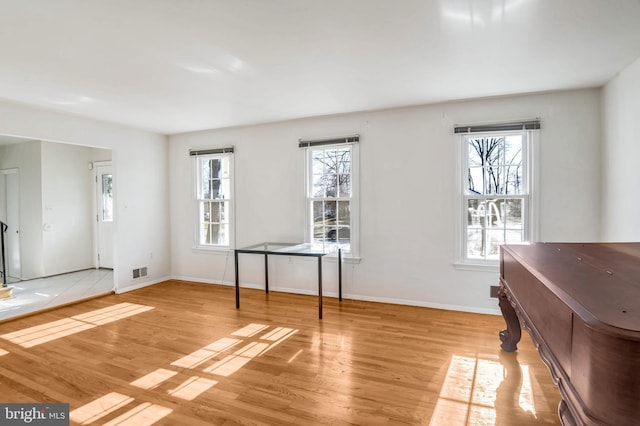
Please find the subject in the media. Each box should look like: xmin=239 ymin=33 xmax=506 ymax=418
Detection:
xmin=498 ymin=285 xmax=522 ymax=352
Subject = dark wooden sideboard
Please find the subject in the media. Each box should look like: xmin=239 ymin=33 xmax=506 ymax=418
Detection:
xmin=498 ymin=243 xmax=640 ymax=426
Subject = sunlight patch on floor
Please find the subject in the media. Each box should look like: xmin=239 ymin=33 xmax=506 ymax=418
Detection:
xmin=72 ymin=322 xmax=299 ymax=425
xmin=171 ymin=337 xmax=241 ymax=369
xmin=101 ymin=402 xmax=172 ymax=426
xmin=70 ymin=392 xmax=134 ymax=424
xmin=429 ymin=353 xmax=536 ymax=425
xmin=230 ymin=323 xmax=269 ymax=337
xmin=0 ymin=303 xmax=154 ymax=348
xmin=130 ymin=369 xmax=178 ymax=390
xmin=168 ymin=376 xmax=218 ymax=401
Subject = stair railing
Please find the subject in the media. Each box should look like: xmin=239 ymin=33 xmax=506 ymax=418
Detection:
xmin=1 ymin=221 xmax=7 ymax=287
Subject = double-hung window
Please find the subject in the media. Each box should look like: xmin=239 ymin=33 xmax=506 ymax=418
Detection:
xmin=191 ymin=147 xmax=234 ymax=249
xmin=301 ymin=136 xmax=359 ymax=256
xmin=457 ymin=121 xmax=538 ymax=264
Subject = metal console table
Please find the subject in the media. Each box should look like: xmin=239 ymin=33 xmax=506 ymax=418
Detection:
xmin=234 ymin=242 xmax=342 ymax=319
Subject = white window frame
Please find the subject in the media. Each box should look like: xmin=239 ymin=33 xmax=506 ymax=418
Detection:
xmin=193 ymin=151 xmax=235 ymax=250
xmin=455 ymin=129 xmax=539 ymax=270
xmin=303 ymin=142 xmax=359 ymax=259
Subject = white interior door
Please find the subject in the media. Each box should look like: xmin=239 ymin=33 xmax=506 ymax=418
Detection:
xmin=5 ymin=170 xmax=21 ymax=279
xmin=95 ymin=163 xmax=114 ymax=269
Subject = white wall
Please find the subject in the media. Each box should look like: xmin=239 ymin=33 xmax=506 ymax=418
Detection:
xmin=0 ymin=87 xmax=606 ymax=312
xmin=602 ymin=56 xmax=640 ymax=241
xmin=1 ymin=141 xmax=114 ymax=278
xmin=41 ymin=142 xmax=111 ymax=276
xmin=0 ymin=99 xmax=170 ymax=292
xmin=0 ymin=141 xmax=44 ymax=279
xmin=169 ymin=89 xmax=602 ymax=314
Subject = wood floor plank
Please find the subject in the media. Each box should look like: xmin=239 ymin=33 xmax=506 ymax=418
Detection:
xmin=0 ymin=280 xmax=561 ymax=425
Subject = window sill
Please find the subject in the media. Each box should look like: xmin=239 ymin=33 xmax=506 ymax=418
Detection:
xmin=295 ymin=253 xmax=361 ymax=264
xmin=331 ymin=254 xmax=361 ymax=264
xmin=453 ymin=261 xmax=499 ymax=273
xmin=192 ymin=246 xmax=233 ymax=254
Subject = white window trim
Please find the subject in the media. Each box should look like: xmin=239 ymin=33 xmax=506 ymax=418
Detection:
xmin=303 ymin=143 xmax=360 ymax=259
xmin=453 ymin=130 xmax=539 ymax=270
xmin=193 ymin=152 xmax=235 ymax=251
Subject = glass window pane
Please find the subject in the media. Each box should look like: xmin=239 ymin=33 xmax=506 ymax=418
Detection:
xmin=218 ymin=178 xmax=231 ymax=199
xmin=210 ymin=179 xmax=222 ymax=199
xmin=219 ymin=157 xmax=230 ymax=178
xmin=326 ymin=226 xmax=338 ymax=241
xmin=199 ymin=156 xmax=231 ymax=199
xmin=505 ymin=199 xmax=523 ymax=227
xmin=337 ymin=201 xmax=350 ymax=226
xmin=337 ymin=226 xmax=350 ymax=246
xmin=325 ymin=176 xmax=337 ymax=197
xmin=329 ymin=149 xmax=338 ymax=170
xmin=199 ymin=203 xmax=232 ymax=246
xmin=337 ymin=148 xmax=351 ymax=174
xmin=468 ymin=141 xmax=483 ymax=166
xmin=210 ymin=224 xmax=220 ymax=244
xmin=485 ymin=199 xmax=501 ymax=228
xmin=200 ymin=159 xmax=211 ymax=197
xmin=210 ymin=202 xmax=221 ymax=222
xmin=485 ymin=166 xmax=502 ymax=194
xmin=313 ymin=201 xmax=324 ymax=226
xmin=505 ymin=164 xmax=523 ymax=194
xmin=218 ymin=224 xmax=229 ymax=245
xmin=495 ymin=166 xmax=507 ymax=195
xmin=200 ymin=176 xmax=210 ymax=199
xmin=200 ymin=223 xmax=211 ymax=245
xmin=208 ymin=158 xmax=222 ymax=178
xmin=101 ymin=174 xmax=113 ymax=222
xmin=487 ymin=229 xmax=504 ymax=259
xmin=201 ymin=202 xmax=211 ymax=223
xmin=312 ymin=174 xmax=327 ymax=197
xmin=467 ymin=199 xmax=483 ymax=227
xmin=202 ymin=178 xmax=230 ymax=200
xmin=467 ymin=229 xmax=484 ymax=259
xmin=486 ymin=137 xmax=504 ymax=166
xmin=219 ymin=201 xmax=229 ymax=222
xmin=324 ymin=200 xmax=336 ymax=224
xmin=504 ymin=135 xmax=523 ymax=166
xmin=468 ymin=167 xmax=484 ymax=194
xmin=313 ymin=226 xmax=325 ymax=242
xmin=312 ymin=151 xmax=325 ymax=174
xmin=338 ymin=174 xmax=351 ymax=197
xmin=337 ymin=200 xmax=350 ymax=246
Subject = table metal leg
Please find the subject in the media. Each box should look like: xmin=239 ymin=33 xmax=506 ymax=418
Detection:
xmin=318 ymin=256 xmax=323 ymax=319
xmin=234 ymin=250 xmax=240 ymax=309
xmin=338 ymin=248 xmax=342 ymax=302
xmin=264 ymin=253 xmax=269 ymax=294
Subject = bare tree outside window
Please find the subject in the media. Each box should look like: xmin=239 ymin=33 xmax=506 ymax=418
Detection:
xmin=465 ymin=134 xmax=526 ymax=260
xmin=309 ymin=147 xmax=352 ymax=250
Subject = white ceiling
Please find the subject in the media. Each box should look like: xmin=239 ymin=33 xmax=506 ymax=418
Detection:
xmin=1 ymin=0 xmax=640 ymax=135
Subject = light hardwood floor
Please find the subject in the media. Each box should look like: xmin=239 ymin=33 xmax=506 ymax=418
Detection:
xmin=0 ymin=280 xmax=561 ymax=425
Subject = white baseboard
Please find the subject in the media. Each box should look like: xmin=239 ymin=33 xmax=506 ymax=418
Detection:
xmin=116 ymin=275 xmax=172 ymax=294
xmin=340 ymin=293 xmax=501 ymax=316
xmin=169 ymin=275 xmax=501 ymax=316
xmin=171 ymin=275 xmax=235 ymax=286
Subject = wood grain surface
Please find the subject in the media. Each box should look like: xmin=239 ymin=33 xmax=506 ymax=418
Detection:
xmin=0 ymin=280 xmax=561 ymax=425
